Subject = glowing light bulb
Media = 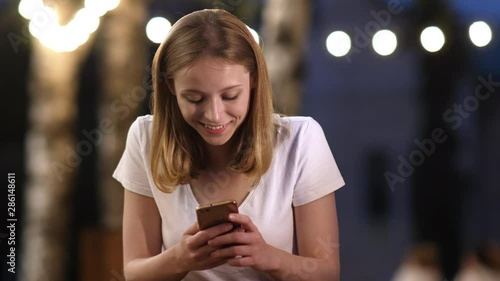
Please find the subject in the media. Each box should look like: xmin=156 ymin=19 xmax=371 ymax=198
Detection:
xmin=146 ymin=17 xmax=171 ymax=44
xmin=420 ymin=26 xmax=445 ymax=52
xmin=372 ymin=29 xmax=397 ymax=56
xmin=469 ymin=21 xmax=492 ymax=47
xmin=326 ymin=31 xmax=351 ymax=57
xmin=19 ymin=0 xmax=45 ymax=20
xmin=20 ymin=0 xmax=115 ymax=52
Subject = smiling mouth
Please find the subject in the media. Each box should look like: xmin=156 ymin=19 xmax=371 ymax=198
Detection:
xmin=203 ymin=123 xmax=227 ymax=130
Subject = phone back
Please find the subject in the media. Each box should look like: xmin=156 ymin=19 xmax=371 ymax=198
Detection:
xmin=196 ymin=200 xmax=238 ymax=230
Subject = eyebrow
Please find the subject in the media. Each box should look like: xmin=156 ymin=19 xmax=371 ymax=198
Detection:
xmin=180 ymin=85 xmax=243 ymax=95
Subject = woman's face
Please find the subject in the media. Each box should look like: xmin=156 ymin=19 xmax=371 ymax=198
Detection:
xmin=172 ymin=56 xmax=252 ymax=147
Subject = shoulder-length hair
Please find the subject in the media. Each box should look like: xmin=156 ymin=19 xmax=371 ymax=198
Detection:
xmin=150 ymin=9 xmax=277 ymax=193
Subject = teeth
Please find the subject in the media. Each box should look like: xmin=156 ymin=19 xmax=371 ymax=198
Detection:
xmin=204 ymin=124 xmax=224 ymax=130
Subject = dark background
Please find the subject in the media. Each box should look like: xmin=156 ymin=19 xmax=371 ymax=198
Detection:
xmin=1 ymin=0 xmax=499 ymax=280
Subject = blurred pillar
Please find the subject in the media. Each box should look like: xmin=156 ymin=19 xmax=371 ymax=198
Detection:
xmin=97 ymin=0 xmax=148 ymax=231
xmin=478 ymin=73 xmax=500 ymax=244
xmin=261 ymin=0 xmax=310 ymax=115
xmin=20 ymin=1 xmax=94 ymax=281
xmin=412 ymin=1 xmax=468 ymax=279
xmin=77 ymin=1 xmax=149 ymax=279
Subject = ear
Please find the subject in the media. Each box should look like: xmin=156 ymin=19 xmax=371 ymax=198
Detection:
xmin=167 ymin=79 xmax=176 ymax=95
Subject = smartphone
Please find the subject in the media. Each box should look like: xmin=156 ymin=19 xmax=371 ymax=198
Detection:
xmin=196 ymin=199 xmax=239 ymax=230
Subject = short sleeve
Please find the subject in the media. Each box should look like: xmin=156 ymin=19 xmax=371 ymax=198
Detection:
xmin=292 ymin=118 xmax=345 ymax=206
xmin=112 ymin=117 xmax=154 ymax=197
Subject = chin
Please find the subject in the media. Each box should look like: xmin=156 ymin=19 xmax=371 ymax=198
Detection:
xmin=201 ymin=135 xmax=232 ymax=147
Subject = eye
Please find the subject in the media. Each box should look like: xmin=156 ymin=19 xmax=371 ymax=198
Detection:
xmin=223 ymin=95 xmax=239 ymax=101
xmin=185 ymin=97 xmax=203 ymax=104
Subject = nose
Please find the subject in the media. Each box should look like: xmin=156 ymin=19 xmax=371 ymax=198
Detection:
xmin=204 ymin=97 xmax=223 ymax=123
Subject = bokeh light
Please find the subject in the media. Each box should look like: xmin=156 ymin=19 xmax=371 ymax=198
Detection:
xmin=372 ymin=30 xmax=398 ymax=56
xmin=469 ymin=21 xmax=493 ymax=47
xmin=146 ymin=17 xmax=172 ymax=44
xmin=420 ymin=26 xmax=446 ymax=53
xmin=326 ymin=31 xmax=351 ymax=57
xmin=19 ymin=0 xmax=119 ymax=52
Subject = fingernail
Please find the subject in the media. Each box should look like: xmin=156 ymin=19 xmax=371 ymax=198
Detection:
xmin=229 ymin=214 xmax=235 ymax=219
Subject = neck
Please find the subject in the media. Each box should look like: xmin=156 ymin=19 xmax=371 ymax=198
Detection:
xmin=203 ymin=142 xmax=233 ymax=172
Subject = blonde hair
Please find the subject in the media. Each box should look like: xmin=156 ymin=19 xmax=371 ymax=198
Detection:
xmin=150 ymin=9 xmax=277 ymax=193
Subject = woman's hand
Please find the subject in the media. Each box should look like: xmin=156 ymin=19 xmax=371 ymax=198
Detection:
xmin=207 ymin=213 xmax=280 ymax=272
xmin=174 ymin=222 xmax=235 ymax=272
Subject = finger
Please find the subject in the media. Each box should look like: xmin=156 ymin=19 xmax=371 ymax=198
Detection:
xmin=234 ymin=227 xmax=245 ymax=233
xmin=204 ymin=223 xmax=235 ymax=238
xmin=191 ymin=223 xmax=234 ymax=247
xmin=196 ymin=242 xmax=228 ymax=257
xmin=227 ymin=256 xmax=254 ymax=267
xmin=208 ymin=231 xmax=250 ymax=247
xmin=211 ymin=245 xmax=250 ymax=258
xmin=228 ymin=213 xmax=258 ymax=232
xmin=194 ymin=252 xmax=229 ymax=269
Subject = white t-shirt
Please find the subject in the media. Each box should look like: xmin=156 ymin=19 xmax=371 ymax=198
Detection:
xmin=113 ymin=114 xmax=345 ymax=280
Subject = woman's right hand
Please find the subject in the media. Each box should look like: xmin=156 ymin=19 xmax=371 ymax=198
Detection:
xmin=174 ymin=222 xmax=234 ymax=272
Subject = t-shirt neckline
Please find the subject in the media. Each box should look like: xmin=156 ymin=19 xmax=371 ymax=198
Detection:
xmin=185 ymin=177 xmax=262 ymax=211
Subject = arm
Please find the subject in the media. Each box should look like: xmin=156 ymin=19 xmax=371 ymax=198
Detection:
xmin=280 ymin=192 xmax=340 ymax=280
xmin=209 ymin=192 xmax=340 ymax=281
xmin=122 ymin=189 xmax=187 ymax=281
xmin=123 ymin=189 xmax=235 ymax=281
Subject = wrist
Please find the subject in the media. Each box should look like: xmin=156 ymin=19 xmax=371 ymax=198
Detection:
xmin=169 ymin=243 xmax=190 ymax=275
xmin=263 ymin=246 xmax=284 ymax=274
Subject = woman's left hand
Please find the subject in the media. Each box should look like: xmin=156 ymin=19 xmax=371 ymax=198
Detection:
xmin=207 ymin=213 xmax=280 ymax=272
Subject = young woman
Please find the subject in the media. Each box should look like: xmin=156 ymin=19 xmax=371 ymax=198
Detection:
xmin=113 ymin=9 xmax=345 ymax=281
